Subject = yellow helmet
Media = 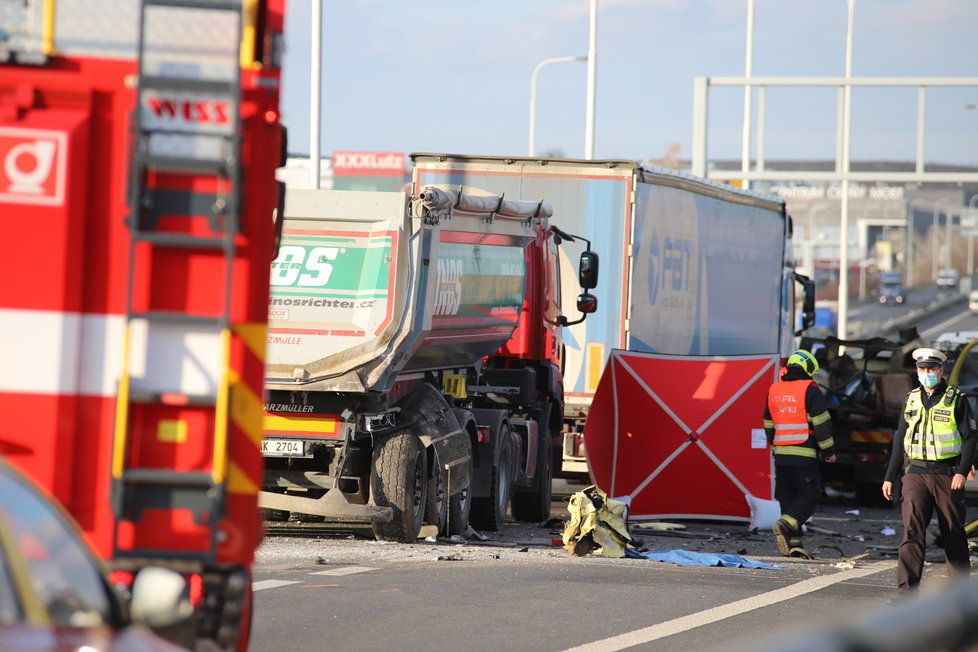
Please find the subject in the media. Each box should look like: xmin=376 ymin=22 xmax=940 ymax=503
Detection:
xmin=787 ymin=349 xmax=819 ymax=376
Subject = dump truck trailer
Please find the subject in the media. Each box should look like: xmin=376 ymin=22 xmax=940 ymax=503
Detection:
xmin=260 ymin=184 xmax=598 ymax=540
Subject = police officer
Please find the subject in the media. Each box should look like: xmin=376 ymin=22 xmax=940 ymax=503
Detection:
xmin=764 ymin=349 xmax=836 ymax=557
xmin=882 ymin=347 xmax=975 ymax=591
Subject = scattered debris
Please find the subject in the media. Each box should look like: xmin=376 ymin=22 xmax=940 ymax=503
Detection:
xmin=436 ymin=552 xmax=464 ymax=561
xmin=417 ymin=525 xmax=439 ymax=539
xmin=845 ymin=509 xmax=861 ymax=516
xmin=316 ymin=557 xmax=328 ymax=565
xmin=880 ymin=527 xmax=897 ymax=536
xmin=464 ymin=526 xmax=490 ymax=542
xmin=518 ymin=547 xmax=529 ymax=552
xmin=539 ymin=517 xmax=565 ymax=528
xmin=811 ymin=545 xmax=845 ymax=558
xmin=834 ymin=560 xmax=855 ymax=570
xmin=788 ymin=547 xmax=813 ymax=560
xmin=632 ymin=522 xmax=686 ymax=531
xmin=736 ymin=548 xmax=748 ymax=555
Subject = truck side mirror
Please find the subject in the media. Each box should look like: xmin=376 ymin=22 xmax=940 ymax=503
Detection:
xmin=579 ymin=251 xmax=599 ymax=289
xmin=795 ymin=272 xmax=816 ymax=334
xmin=576 ymin=292 xmax=598 ymax=314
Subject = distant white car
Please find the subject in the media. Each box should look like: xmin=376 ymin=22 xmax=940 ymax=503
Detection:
xmin=970 ymin=290 xmax=978 ymax=313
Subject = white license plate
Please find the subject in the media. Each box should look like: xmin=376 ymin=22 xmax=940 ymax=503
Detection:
xmin=261 ymin=438 xmax=308 ymax=458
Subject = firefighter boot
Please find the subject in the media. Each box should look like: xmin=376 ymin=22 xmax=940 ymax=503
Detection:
xmin=772 ymin=518 xmax=794 ymax=557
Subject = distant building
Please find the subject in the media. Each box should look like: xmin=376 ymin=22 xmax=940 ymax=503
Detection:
xmin=277 ymin=152 xmax=409 ymax=192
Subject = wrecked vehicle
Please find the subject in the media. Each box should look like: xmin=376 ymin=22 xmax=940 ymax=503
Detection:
xmin=800 ymin=328 xmax=927 ymax=504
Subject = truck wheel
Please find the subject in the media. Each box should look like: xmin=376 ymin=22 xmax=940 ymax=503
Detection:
xmin=511 ymin=428 xmax=553 ymax=522
xmin=370 ymin=434 xmax=428 ymax=542
xmin=425 ymin=462 xmax=448 ymax=535
xmin=470 ymin=425 xmax=513 ymax=531
xmin=446 ymin=442 xmax=473 ymax=536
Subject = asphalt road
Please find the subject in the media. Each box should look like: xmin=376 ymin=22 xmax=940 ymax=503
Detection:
xmin=246 ymin=297 xmax=978 ymax=652
xmin=248 ymin=499 xmax=969 ymax=652
xmin=846 ymin=285 xmax=948 ymax=338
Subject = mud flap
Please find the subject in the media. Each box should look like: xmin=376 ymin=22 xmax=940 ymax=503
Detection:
xmin=258 ymin=488 xmax=393 ymax=524
xmin=395 ymin=384 xmax=471 ymax=496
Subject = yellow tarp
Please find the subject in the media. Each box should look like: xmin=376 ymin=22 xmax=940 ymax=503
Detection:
xmin=562 ymin=485 xmax=636 ymax=558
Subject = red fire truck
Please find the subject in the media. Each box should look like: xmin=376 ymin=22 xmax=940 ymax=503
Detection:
xmin=0 ymin=1 xmax=286 ymax=649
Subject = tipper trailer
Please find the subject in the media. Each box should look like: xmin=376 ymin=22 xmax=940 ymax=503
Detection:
xmin=260 ymin=184 xmax=598 ymax=540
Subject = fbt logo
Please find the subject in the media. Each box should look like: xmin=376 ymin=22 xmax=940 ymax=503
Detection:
xmin=0 ymin=127 xmax=67 ymax=206
xmin=647 ymin=235 xmax=694 ymax=305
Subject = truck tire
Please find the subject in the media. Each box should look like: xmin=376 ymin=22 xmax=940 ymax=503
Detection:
xmin=447 ymin=436 xmax=473 ymax=536
xmin=370 ymin=434 xmax=428 ymax=542
xmin=511 ymin=426 xmax=553 ymax=523
xmin=425 ymin=461 xmax=448 ymax=535
xmin=470 ymin=424 xmax=513 ymax=531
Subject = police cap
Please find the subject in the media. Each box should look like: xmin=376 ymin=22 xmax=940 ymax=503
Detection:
xmin=912 ymin=347 xmax=947 ymax=368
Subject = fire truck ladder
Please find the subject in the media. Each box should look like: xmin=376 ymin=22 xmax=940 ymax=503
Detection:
xmin=111 ymin=0 xmax=246 ymax=563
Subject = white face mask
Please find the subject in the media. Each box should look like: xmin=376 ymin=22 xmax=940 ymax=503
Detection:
xmin=918 ymin=371 xmax=940 ymax=389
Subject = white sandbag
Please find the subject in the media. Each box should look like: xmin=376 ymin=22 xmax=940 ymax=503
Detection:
xmin=745 ymin=493 xmax=781 ymax=531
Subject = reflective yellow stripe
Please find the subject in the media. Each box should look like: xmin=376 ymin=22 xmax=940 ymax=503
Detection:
xmin=774 ymin=433 xmax=808 ymax=443
xmin=263 ymin=415 xmax=338 ymax=435
xmin=810 ymin=411 xmax=831 ymax=426
xmin=763 ymin=419 xmax=775 ymax=428
xmin=773 ymin=445 xmax=817 ymax=458
xmin=818 ymin=437 xmax=835 ymax=450
xmin=781 ymin=514 xmax=799 ymax=529
xmin=111 ymin=323 xmax=134 ymax=480
xmin=211 ymin=329 xmax=232 ymax=485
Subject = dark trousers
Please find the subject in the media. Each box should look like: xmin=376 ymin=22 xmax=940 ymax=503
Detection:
xmin=774 ymin=464 xmax=821 ymax=532
xmin=898 ymin=472 xmax=970 ymax=591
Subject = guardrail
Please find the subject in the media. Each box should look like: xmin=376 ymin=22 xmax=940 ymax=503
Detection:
xmin=848 ymin=290 xmax=967 ymax=339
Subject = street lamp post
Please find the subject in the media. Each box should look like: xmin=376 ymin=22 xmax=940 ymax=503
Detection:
xmin=309 ymin=0 xmax=323 ymax=189
xmin=969 ymin=195 xmax=978 ymax=277
xmin=837 ymin=0 xmax=856 ymax=342
xmin=740 ymin=0 xmax=756 ymax=190
xmin=528 ymin=55 xmax=587 ymax=157
xmin=584 ymin=0 xmax=598 ymax=160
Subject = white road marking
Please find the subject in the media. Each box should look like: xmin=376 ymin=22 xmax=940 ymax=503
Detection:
xmin=252 ymin=579 xmax=302 ymax=592
xmin=562 ymin=561 xmax=894 ymax=652
xmin=310 ymin=565 xmax=377 ymax=576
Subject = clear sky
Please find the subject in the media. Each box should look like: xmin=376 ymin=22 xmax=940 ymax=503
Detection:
xmin=280 ymin=0 xmax=978 ymax=166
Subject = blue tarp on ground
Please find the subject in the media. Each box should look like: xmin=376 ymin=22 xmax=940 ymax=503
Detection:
xmin=625 ymin=548 xmax=785 ymax=570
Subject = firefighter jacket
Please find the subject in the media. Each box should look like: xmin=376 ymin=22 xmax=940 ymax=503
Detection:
xmin=884 ymin=380 xmax=977 ymax=482
xmin=763 ymin=366 xmax=835 ymax=466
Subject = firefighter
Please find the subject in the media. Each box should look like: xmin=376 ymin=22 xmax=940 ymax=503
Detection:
xmin=882 ymin=347 xmax=975 ymax=591
xmin=764 ymin=349 xmax=836 ymax=557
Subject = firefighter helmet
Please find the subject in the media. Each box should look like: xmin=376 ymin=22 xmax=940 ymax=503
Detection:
xmin=787 ymin=349 xmax=819 ymax=376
